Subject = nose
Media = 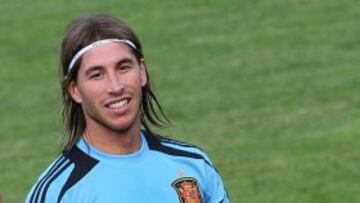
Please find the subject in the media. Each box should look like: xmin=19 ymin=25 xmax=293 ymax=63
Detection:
xmin=106 ymin=72 xmax=124 ymax=94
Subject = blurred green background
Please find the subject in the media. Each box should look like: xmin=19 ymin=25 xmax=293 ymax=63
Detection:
xmin=0 ymin=0 xmax=359 ymax=202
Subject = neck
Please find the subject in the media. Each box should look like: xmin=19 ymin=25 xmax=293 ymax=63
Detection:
xmin=83 ymin=122 xmax=142 ymax=155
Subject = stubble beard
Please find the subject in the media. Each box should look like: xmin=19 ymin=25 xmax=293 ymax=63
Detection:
xmin=84 ymin=100 xmax=142 ymax=137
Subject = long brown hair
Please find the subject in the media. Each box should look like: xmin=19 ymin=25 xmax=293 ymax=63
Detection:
xmin=60 ymin=15 xmax=170 ymax=151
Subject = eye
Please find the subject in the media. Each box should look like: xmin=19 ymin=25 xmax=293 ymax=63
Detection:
xmin=89 ymin=71 xmax=103 ymax=79
xmin=120 ymin=66 xmax=129 ymax=70
xmin=117 ymin=64 xmax=132 ymax=72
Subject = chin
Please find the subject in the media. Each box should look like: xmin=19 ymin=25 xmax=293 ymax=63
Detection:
xmin=108 ymin=117 xmax=140 ymax=134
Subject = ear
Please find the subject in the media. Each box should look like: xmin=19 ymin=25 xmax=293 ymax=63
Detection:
xmin=68 ymin=81 xmax=83 ymax=104
xmin=139 ymin=58 xmax=148 ymax=87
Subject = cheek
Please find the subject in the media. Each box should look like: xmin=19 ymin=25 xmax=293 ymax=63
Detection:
xmin=123 ymin=71 xmax=144 ymax=89
xmin=78 ymin=83 xmax=104 ymax=103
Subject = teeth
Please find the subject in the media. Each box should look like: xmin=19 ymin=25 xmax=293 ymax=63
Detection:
xmin=108 ymin=100 xmax=128 ymax=109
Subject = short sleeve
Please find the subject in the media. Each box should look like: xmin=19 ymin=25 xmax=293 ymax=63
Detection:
xmin=205 ymin=167 xmax=231 ymax=203
xmin=201 ymin=153 xmax=231 ymax=203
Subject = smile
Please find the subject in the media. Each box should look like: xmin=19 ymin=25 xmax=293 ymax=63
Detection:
xmin=107 ymin=98 xmax=130 ymax=110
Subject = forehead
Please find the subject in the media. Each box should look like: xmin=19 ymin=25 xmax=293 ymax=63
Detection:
xmin=79 ymin=42 xmax=136 ymax=70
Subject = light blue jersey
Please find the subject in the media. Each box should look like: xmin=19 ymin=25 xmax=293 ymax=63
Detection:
xmin=25 ymin=130 xmax=230 ymax=203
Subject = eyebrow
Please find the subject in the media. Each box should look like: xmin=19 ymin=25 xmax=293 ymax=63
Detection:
xmin=84 ymin=57 xmax=135 ymax=76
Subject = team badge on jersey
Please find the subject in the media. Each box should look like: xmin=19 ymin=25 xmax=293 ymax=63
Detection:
xmin=172 ymin=177 xmax=203 ymax=203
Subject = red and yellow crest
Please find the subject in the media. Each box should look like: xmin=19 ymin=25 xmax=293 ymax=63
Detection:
xmin=172 ymin=177 xmax=203 ymax=203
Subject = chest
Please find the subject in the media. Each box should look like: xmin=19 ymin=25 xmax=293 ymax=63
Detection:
xmin=62 ymin=158 xmax=206 ymax=203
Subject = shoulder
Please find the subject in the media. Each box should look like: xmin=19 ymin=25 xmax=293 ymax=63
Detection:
xmin=143 ymin=130 xmax=215 ymax=168
xmin=25 ymin=154 xmax=72 ymax=203
xmin=25 ymin=146 xmax=99 ymax=203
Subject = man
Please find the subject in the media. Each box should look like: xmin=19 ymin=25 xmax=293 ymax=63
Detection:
xmin=25 ymin=14 xmax=230 ymax=203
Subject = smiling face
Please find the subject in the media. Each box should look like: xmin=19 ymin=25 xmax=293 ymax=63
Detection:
xmin=68 ymin=42 xmax=147 ymax=137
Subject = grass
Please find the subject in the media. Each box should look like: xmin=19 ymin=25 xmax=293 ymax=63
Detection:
xmin=0 ymin=0 xmax=359 ymax=202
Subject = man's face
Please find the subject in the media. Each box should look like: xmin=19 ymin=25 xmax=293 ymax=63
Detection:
xmin=68 ymin=42 xmax=147 ymax=135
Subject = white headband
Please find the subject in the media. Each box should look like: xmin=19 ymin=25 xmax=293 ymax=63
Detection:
xmin=68 ymin=38 xmax=137 ymax=73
